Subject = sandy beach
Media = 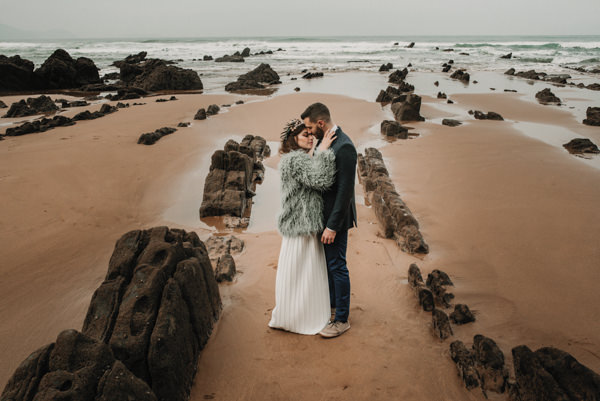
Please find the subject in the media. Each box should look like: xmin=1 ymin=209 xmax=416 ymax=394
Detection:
xmin=1 ymin=70 xmax=599 ymax=399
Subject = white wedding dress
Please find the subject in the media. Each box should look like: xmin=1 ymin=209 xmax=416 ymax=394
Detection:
xmin=268 ymin=234 xmax=330 ymax=335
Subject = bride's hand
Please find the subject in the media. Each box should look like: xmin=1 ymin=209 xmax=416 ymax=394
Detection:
xmin=318 ymin=128 xmax=337 ymax=152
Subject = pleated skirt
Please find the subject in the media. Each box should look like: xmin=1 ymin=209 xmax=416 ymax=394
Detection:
xmin=268 ymin=234 xmax=330 ymax=335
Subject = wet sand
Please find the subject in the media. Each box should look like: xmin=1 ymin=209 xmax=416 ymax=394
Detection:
xmin=1 ymin=71 xmax=599 ymax=399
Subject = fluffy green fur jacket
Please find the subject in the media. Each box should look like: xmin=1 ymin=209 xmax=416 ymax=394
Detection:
xmin=277 ymin=149 xmax=336 ymax=237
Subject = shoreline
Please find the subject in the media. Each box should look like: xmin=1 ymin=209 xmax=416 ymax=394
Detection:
xmin=1 ymin=69 xmax=599 ymax=398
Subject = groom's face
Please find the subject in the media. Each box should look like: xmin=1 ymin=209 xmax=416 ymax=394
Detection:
xmin=303 ymin=117 xmax=325 ymax=140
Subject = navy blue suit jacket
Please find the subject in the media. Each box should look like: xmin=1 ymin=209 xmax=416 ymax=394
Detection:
xmin=322 ymin=126 xmax=357 ymax=232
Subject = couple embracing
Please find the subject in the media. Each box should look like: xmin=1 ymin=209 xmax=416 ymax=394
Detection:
xmin=268 ymin=102 xmax=357 ymax=338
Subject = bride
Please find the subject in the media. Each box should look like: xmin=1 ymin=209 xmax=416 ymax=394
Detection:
xmin=268 ymin=119 xmax=337 ymax=335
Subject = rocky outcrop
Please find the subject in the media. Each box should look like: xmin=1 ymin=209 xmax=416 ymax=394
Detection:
xmin=0 ymin=54 xmax=43 ymax=91
xmin=500 ymin=52 xmax=512 ymax=59
xmin=215 ymin=54 xmax=245 ymax=62
xmin=357 ymin=148 xmax=428 ymax=254
xmin=73 ymin=104 xmax=118 ymax=121
xmin=505 ymin=69 xmax=571 ymax=84
xmin=199 ymin=136 xmax=270 ymax=228
xmin=2 ymin=95 xmax=58 ymax=117
xmin=4 ymin=115 xmax=75 ymax=136
xmin=437 ymin=91 xmax=447 ymax=99
xmin=380 ymin=120 xmax=408 ymax=139
xmin=112 ymin=51 xmax=147 ymax=68
xmin=206 ymin=104 xmax=220 ymax=116
xmin=450 ymin=341 xmax=480 ymax=390
xmin=388 ymin=68 xmax=408 ymax=84
xmin=562 ymin=138 xmax=600 ymax=154
xmin=376 ymin=83 xmax=414 ymax=102
xmin=225 ymin=63 xmax=281 ymax=92
xmin=536 ymin=88 xmax=561 ymax=104
xmin=2 ymin=227 xmax=221 ymax=401
xmin=205 ymin=234 xmax=245 ymax=263
xmin=450 ymin=304 xmax=475 ymax=324
xmin=137 ymin=127 xmax=177 ymax=145
xmin=215 ymin=254 xmax=236 ymax=282
xmin=583 ymin=107 xmax=600 ymax=126
xmin=105 ymin=87 xmax=148 ymax=101
xmin=121 ymin=59 xmax=203 ymax=91
xmin=442 ymin=119 xmax=462 ymax=127
xmin=379 ymin=63 xmax=393 ymax=72
xmin=426 ymin=269 xmax=454 ymax=308
xmin=450 ymin=69 xmax=470 ymax=83
xmin=35 ymin=49 xmax=101 ymax=89
xmin=470 ymin=110 xmax=504 ymax=120
xmin=194 ymin=108 xmax=207 ymax=120
xmin=391 ymin=94 xmax=425 ymax=122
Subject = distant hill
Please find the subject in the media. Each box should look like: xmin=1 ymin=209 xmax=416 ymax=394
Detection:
xmin=0 ymin=23 xmax=73 ymax=40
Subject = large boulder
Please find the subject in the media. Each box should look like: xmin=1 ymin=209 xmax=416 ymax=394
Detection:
xmin=380 ymin=120 xmax=408 ymax=139
xmin=0 ymin=54 xmax=44 ymax=91
xmin=583 ymin=106 xmax=600 ymax=126
xmin=388 ymin=68 xmax=408 ymax=84
xmin=562 ymin=138 xmax=600 ymax=154
xmin=391 ymin=94 xmax=425 ymax=122
xmin=226 ymin=63 xmax=280 ymax=92
xmin=35 ymin=49 xmax=101 ymax=89
xmin=535 ymin=88 xmax=561 ymax=104
xmin=122 ymin=59 xmax=203 ymax=91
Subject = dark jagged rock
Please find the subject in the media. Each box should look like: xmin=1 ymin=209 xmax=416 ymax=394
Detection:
xmin=426 ymin=269 xmax=454 ymax=308
xmin=302 ymin=72 xmax=324 ymax=79
xmin=225 ymin=63 xmax=281 ymax=92
xmin=472 ymin=110 xmax=504 ymax=120
xmin=3 ymin=95 xmax=58 ymax=118
xmin=5 ymin=115 xmax=75 ymax=136
xmin=376 ymin=83 xmax=414 ymax=102
xmin=0 ymin=54 xmax=44 ymax=91
xmin=380 ymin=120 xmax=409 ymax=139
xmin=407 ymin=264 xmax=434 ymax=311
xmin=447 ymin=99 xmax=454 ymax=104
xmin=35 ymin=49 xmax=101 ymax=89
xmin=357 ymin=148 xmax=428 ymax=254
xmin=442 ymin=64 xmax=452 ymax=73
xmin=391 ymin=94 xmax=425 ymax=122
xmin=205 ymin=235 xmax=245 ymax=263
xmin=379 ymin=63 xmax=393 ymax=72
xmin=562 ymin=138 xmax=600 ymax=154
xmin=215 ymin=254 xmax=236 ymax=282
xmin=215 ymin=54 xmax=245 ymax=62
xmin=177 ymin=122 xmax=190 ymax=127
xmin=473 ymin=335 xmax=508 ymax=394
xmin=1 ymin=343 xmax=54 ymax=401
xmin=535 ymin=347 xmax=600 ymax=400
xmin=586 ymin=83 xmax=600 ymax=91
xmin=406 ymin=42 xmax=415 ymax=48
xmin=60 ymin=99 xmax=89 ymax=108
xmin=206 ymin=104 xmax=220 ymax=116
xmin=408 ymin=263 xmax=424 ymax=287
xmin=450 ymin=304 xmax=475 ymax=324
xmin=450 ymin=341 xmax=480 ymax=390
xmin=199 ymin=136 xmax=269 ymax=225
xmin=0 ymin=100 xmax=6 ymax=108
xmin=112 ymin=51 xmax=147 ymax=68
xmin=434 ymin=81 xmax=439 ymax=86
xmin=500 ymin=52 xmax=512 ymax=59
xmin=583 ymin=107 xmax=600 ymax=126
xmin=203 ymin=55 xmax=213 ymax=61
xmin=241 ymin=48 xmax=251 ymax=57
xmin=137 ymin=127 xmax=177 ymax=145
xmin=235 ymin=100 xmax=244 ymax=104
xmin=122 ymin=59 xmax=203 ymax=91
xmin=450 ymin=69 xmax=470 ymax=83
xmin=388 ymin=68 xmax=408 ymax=84
xmin=437 ymin=91 xmax=447 ymax=99
xmin=105 ymin=87 xmax=148 ymax=101
xmin=96 ymin=360 xmax=157 ymax=401
xmin=536 ymin=88 xmax=561 ymax=104
xmin=73 ymin=103 xmax=118 ymax=121
xmin=512 ymin=345 xmax=571 ymax=401
xmin=505 ymin=68 xmax=516 ymax=75
xmin=194 ymin=108 xmax=207 ymax=120
xmin=442 ymin=119 xmax=462 ymax=127
xmin=432 ymin=309 xmax=453 ymax=340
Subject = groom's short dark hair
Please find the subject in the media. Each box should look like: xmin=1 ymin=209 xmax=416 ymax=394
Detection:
xmin=301 ymin=102 xmax=331 ymax=123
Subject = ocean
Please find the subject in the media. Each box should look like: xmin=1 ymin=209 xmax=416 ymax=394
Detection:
xmin=1 ymin=35 xmax=599 ymax=92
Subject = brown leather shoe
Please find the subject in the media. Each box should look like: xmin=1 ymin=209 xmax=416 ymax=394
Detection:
xmin=319 ymin=320 xmax=350 ymax=338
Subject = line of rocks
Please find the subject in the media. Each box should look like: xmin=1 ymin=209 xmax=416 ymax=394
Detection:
xmin=199 ymin=135 xmax=270 ymax=229
xmin=212 ymin=47 xmax=283 ymax=63
xmin=1 ymin=226 xmax=222 ymax=401
xmin=357 ymin=148 xmax=429 ymax=254
xmin=137 ymin=127 xmax=178 ymax=145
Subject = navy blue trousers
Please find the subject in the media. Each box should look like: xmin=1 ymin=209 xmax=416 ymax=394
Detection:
xmin=323 ymin=229 xmax=351 ymax=322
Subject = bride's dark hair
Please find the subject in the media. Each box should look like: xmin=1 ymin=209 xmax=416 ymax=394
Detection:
xmin=279 ymin=123 xmax=307 ymax=155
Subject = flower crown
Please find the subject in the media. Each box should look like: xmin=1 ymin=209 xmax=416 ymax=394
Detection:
xmin=280 ymin=118 xmax=303 ymax=141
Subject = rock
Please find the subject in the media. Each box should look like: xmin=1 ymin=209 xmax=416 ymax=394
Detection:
xmin=426 ymin=269 xmax=454 ymax=307
xmin=391 ymin=94 xmax=425 ymax=122
xmin=0 ymin=54 xmax=45 ymax=91
xmin=442 ymin=119 xmax=462 ymax=127
xmin=294 ymin=87 xmax=300 ymax=92
xmin=203 ymin=55 xmax=213 ymax=61
xmin=536 ymin=88 xmax=561 ymax=104
xmin=500 ymin=52 xmax=512 ymax=59
xmin=124 ymin=59 xmax=203 ymax=91
xmin=447 ymin=99 xmax=454 ymax=104
xmin=437 ymin=92 xmax=447 ymax=99
xmin=205 ymin=235 xmax=245 ymax=262
xmin=450 ymin=69 xmax=470 ymax=83
xmin=505 ymin=68 xmax=515 ymax=75
xmin=206 ymin=104 xmax=220 ymax=116
xmin=434 ymin=81 xmax=439 ymax=86
xmin=112 ymin=51 xmax=147 ymax=68
xmin=241 ymin=48 xmax=251 ymax=57
xmin=417 ymin=285 xmax=434 ymax=311
xmin=215 ymin=254 xmax=236 ymax=282
xmin=96 ymin=361 xmax=157 ymax=401
xmin=379 ymin=63 xmax=393 ymax=72
xmin=583 ymin=107 xmax=600 ymax=126
xmin=442 ymin=64 xmax=452 ymax=73
xmin=225 ymin=63 xmax=281 ymax=92
xmin=586 ymin=83 xmax=600 ymax=91
xmin=472 ymin=110 xmax=504 ymax=120
xmin=105 ymin=87 xmax=148 ymax=101
xmin=0 ymin=343 xmax=54 ymax=401
xmin=562 ymin=138 xmax=600 ymax=154
xmin=432 ymin=309 xmax=453 ymax=340
xmin=177 ymin=122 xmax=190 ymax=127
xmin=380 ymin=120 xmax=409 ymax=139
xmin=514 ymin=69 xmax=547 ymax=80
xmin=408 ymin=263 xmax=424 ymax=287
xmin=5 ymin=115 xmax=75 ymax=136
xmin=302 ymin=72 xmax=324 ymax=79
xmin=60 ymin=99 xmax=89 ymax=108
xmin=512 ymin=345 xmax=571 ymax=401
xmin=35 ymin=49 xmax=101 ymax=89
xmin=473 ymin=335 xmax=508 ymax=394
xmin=215 ymin=54 xmax=245 ymax=62
xmin=450 ymin=341 xmax=480 ymax=390
xmin=236 ymin=100 xmax=244 ymax=104
xmin=388 ymin=68 xmax=408 ymax=84
xmin=357 ymin=148 xmax=428 ymax=254
xmin=3 ymin=95 xmax=58 ymax=117
xmin=450 ymin=304 xmax=475 ymax=324
xmin=0 ymin=100 xmax=6 ymax=108
xmin=406 ymin=42 xmax=415 ymax=48
xmin=137 ymin=127 xmax=177 ymax=145
xmin=72 ymin=104 xmax=118 ymax=121
xmin=194 ymin=108 xmax=207 ymax=120
xmin=102 ymin=72 xmax=121 ymax=81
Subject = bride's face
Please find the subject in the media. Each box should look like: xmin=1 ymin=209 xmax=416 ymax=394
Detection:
xmin=295 ymin=129 xmax=314 ymax=150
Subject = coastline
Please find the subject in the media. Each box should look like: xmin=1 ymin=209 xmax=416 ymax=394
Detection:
xmin=1 ymin=69 xmax=599 ymax=398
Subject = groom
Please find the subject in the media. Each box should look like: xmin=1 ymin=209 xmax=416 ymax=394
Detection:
xmin=301 ymin=102 xmax=357 ymax=338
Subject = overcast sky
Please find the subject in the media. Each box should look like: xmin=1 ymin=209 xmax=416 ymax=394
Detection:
xmin=1 ymin=0 xmax=599 ymax=38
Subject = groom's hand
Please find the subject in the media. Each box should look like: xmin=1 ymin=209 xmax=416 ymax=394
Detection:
xmin=321 ymin=228 xmax=336 ymax=244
